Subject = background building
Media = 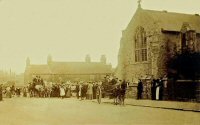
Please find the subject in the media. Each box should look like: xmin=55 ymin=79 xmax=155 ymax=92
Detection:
xmin=24 ymin=55 xmax=113 ymax=83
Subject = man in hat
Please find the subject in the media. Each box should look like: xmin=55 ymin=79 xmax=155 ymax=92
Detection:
xmin=96 ymin=82 xmax=102 ymax=104
xmin=75 ymin=82 xmax=80 ymax=99
xmin=121 ymin=80 xmax=127 ymax=105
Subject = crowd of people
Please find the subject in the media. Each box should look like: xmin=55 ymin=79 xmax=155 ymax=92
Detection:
xmin=23 ymin=75 xmax=130 ymax=106
xmin=0 ymin=75 xmax=130 ymax=106
xmin=0 ymin=75 xmax=167 ymax=105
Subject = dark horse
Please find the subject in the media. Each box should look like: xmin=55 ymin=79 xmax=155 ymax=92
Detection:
xmin=28 ymin=82 xmax=36 ymax=97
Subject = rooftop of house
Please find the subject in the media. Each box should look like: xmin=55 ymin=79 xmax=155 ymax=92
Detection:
xmin=25 ymin=61 xmax=112 ymax=75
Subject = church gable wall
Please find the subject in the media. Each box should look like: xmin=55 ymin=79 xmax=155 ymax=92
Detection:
xmin=116 ymin=9 xmax=200 ymax=81
xmin=119 ymin=11 xmax=164 ymax=81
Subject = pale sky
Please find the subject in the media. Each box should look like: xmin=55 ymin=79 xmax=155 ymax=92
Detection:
xmin=0 ymin=0 xmax=200 ymax=74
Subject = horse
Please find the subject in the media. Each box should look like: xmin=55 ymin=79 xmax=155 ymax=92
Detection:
xmin=35 ymin=84 xmax=46 ymax=98
xmin=28 ymin=83 xmax=36 ymax=97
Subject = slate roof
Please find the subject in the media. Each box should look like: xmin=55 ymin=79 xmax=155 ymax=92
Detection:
xmin=25 ymin=62 xmax=112 ymax=75
xmin=25 ymin=65 xmax=52 ymax=75
xmin=50 ymin=62 xmax=112 ymax=74
xmin=146 ymin=9 xmax=200 ymax=32
xmin=128 ymin=8 xmax=200 ymax=33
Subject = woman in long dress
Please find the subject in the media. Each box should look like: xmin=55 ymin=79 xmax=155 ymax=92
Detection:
xmin=87 ymin=83 xmax=93 ymax=100
xmin=66 ymin=85 xmax=71 ymax=98
xmin=79 ymin=84 xmax=82 ymax=99
xmin=60 ymin=86 xmax=65 ymax=99
xmin=156 ymin=80 xmax=160 ymax=100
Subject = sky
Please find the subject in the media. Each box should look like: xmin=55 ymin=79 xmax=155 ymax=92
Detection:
xmin=0 ymin=0 xmax=200 ymax=74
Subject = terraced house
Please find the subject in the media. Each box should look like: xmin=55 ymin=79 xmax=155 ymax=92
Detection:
xmin=24 ymin=55 xmax=113 ymax=83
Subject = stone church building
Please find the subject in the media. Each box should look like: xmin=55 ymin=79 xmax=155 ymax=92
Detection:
xmin=116 ymin=4 xmax=200 ymax=83
xmin=24 ymin=55 xmax=113 ymax=83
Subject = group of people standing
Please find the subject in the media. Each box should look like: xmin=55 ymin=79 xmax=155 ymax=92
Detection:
xmin=75 ymin=81 xmax=102 ymax=100
xmin=73 ymin=76 xmax=129 ymax=106
xmin=137 ymin=78 xmax=166 ymax=101
xmin=0 ymin=84 xmax=22 ymax=99
xmin=51 ymin=84 xmax=72 ymax=98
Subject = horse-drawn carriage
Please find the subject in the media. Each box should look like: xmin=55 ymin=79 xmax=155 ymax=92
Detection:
xmin=96 ymin=78 xmax=117 ymax=104
xmin=28 ymin=76 xmax=51 ymax=97
xmin=96 ymin=78 xmax=128 ymax=105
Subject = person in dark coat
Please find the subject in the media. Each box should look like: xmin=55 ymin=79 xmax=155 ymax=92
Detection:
xmin=137 ymin=79 xmax=143 ymax=99
xmin=113 ymin=82 xmax=121 ymax=105
xmin=121 ymin=80 xmax=127 ymax=105
xmin=75 ymin=83 xmax=80 ymax=99
xmin=16 ymin=88 xmax=21 ymax=97
xmin=151 ymin=79 xmax=156 ymax=100
xmin=159 ymin=79 xmax=164 ymax=100
xmin=81 ymin=84 xmax=87 ymax=100
xmin=93 ymin=83 xmax=97 ymax=99
xmin=110 ymin=78 xmax=117 ymax=85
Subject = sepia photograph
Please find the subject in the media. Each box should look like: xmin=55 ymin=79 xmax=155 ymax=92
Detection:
xmin=0 ymin=0 xmax=200 ymax=125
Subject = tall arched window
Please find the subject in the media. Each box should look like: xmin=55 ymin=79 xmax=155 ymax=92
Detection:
xmin=135 ymin=26 xmax=147 ymax=62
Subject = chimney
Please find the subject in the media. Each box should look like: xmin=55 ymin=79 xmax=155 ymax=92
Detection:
xmin=100 ymin=55 xmax=106 ymax=64
xmin=85 ymin=54 xmax=91 ymax=63
xmin=26 ymin=57 xmax=30 ymax=66
xmin=47 ymin=54 xmax=52 ymax=65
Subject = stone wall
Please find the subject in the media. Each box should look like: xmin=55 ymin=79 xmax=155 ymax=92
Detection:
xmin=156 ymin=33 xmax=180 ymax=77
xmin=116 ymin=8 xmax=163 ymax=81
xmin=126 ymin=85 xmax=137 ymax=99
xmin=124 ymin=63 xmax=149 ymax=83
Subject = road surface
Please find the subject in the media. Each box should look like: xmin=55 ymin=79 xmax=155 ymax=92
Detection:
xmin=0 ymin=97 xmax=199 ymax=125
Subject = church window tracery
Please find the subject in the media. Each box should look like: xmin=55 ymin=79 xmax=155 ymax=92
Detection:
xmin=134 ymin=26 xmax=147 ymax=62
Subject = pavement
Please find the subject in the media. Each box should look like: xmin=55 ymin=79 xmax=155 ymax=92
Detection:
xmin=100 ymin=98 xmax=200 ymax=112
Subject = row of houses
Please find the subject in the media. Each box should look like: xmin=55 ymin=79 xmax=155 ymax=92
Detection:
xmin=24 ymin=55 xmax=113 ymax=83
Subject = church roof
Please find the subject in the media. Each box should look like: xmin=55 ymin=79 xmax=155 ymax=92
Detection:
xmin=145 ymin=9 xmax=200 ymax=32
xmin=128 ymin=8 xmax=200 ymax=33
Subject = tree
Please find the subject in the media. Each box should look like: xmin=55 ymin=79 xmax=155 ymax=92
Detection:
xmin=167 ymin=50 xmax=200 ymax=80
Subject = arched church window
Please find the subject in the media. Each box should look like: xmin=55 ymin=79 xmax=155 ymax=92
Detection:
xmin=181 ymin=31 xmax=196 ymax=51
xmin=181 ymin=23 xmax=196 ymax=52
xmin=134 ymin=26 xmax=147 ymax=62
